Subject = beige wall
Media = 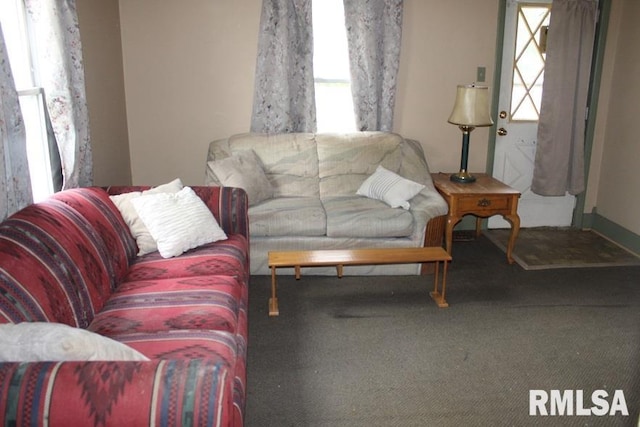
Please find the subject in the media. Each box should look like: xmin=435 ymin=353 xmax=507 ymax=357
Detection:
xmin=117 ymin=0 xmax=498 ymax=186
xmin=76 ymin=0 xmax=131 ymax=186
xmin=395 ymin=0 xmax=498 ymax=174
xmin=119 ymin=0 xmax=261 ymax=186
xmin=590 ymin=0 xmax=640 ymax=235
xmin=81 ymin=0 xmax=639 ymax=237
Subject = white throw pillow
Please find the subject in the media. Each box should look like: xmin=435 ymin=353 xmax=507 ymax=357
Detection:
xmin=207 ymin=150 xmax=274 ymax=206
xmin=356 ymin=165 xmax=425 ymax=210
xmin=0 ymin=322 xmax=149 ymax=362
xmin=110 ymin=178 xmax=184 ymax=256
xmin=131 ymin=186 xmax=228 ymax=258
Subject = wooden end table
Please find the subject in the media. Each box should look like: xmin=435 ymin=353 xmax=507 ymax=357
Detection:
xmin=431 ymin=172 xmax=521 ymax=264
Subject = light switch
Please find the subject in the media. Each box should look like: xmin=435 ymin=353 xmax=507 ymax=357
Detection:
xmin=477 ymin=66 xmax=486 ymax=82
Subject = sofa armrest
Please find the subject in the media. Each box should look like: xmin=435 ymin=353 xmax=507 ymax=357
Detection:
xmin=0 ymin=359 xmax=240 ymax=426
xmin=399 ymin=138 xmax=449 ymax=219
xmin=410 ymin=186 xmax=449 ymax=219
xmin=409 ymin=191 xmax=447 ymax=247
xmin=105 ymin=185 xmax=250 ymax=242
xmin=408 ymin=185 xmax=449 ymax=270
xmin=192 ymin=186 xmax=250 ymax=241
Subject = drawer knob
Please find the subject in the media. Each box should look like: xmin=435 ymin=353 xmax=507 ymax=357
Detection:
xmin=477 ymin=198 xmax=491 ymax=207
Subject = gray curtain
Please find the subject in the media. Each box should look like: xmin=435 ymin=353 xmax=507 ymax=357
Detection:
xmin=0 ymin=24 xmax=32 ymax=221
xmin=343 ymin=0 xmax=403 ymax=132
xmin=531 ymin=0 xmax=597 ymax=196
xmin=25 ymin=0 xmax=93 ymax=188
xmin=251 ymin=0 xmax=316 ymax=134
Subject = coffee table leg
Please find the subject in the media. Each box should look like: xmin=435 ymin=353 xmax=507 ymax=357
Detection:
xmin=269 ymin=266 xmax=279 ymax=316
xmin=440 ymin=260 xmax=449 ymax=306
xmin=429 ymin=261 xmax=449 ymax=308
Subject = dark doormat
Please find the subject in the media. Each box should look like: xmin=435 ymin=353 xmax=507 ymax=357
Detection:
xmin=484 ymin=227 xmax=640 ymax=270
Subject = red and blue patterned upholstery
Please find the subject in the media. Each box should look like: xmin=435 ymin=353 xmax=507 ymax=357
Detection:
xmin=0 ymin=360 xmax=233 ymax=426
xmin=0 ymin=199 xmax=116 ymax=327
xmin=51 ymin=187 xmax=139 ymax=284
xmin=0 ymin=186 xmax=250 ymax=426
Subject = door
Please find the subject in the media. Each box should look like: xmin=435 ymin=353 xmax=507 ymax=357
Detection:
xmin=490 ymin=0 xmax=575 ymax=229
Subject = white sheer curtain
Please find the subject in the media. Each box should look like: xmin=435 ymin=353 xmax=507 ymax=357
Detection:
xmin=343 ymin=0 xmax=403 ymax=132
xmin=531 ymin=0 xmax=597 ymax=196
xmin=24 ymin=0 xmax=93 ymax=188
xmin=251 ymin=0 xmax=316 ymax=134
xmin=0 ymin=25 xmax=32 ymax=221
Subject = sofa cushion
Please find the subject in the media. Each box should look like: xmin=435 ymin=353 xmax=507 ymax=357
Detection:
xmin=131 ymin=187 xmax=228 ymax=258
xmin=0 ymin=322 xmax=149 ymax=361
xmin=89 ymin=275 xmax=242 ymax=336
xmin=249 ymin=197 xmax=326 ymax=237
xmin=123 ymin=238 xmax=250 ymax=338
xmin=125 ymin=235 xmax=250 ymax=285
xmin=323 ymin=196 xmax=415 ymax=238
xmin=226 ymin=133 xmax=320 ymax=198
xmin=207 ymin=150 xmax=274 ymax=206
xmin=316 ymin=132 xmax=404 ymax=198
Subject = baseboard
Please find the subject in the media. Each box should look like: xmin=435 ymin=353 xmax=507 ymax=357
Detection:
xmin=582 ymin=212 xmax=640 ymax=256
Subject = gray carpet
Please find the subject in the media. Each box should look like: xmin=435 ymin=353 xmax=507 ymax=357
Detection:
xmin=245 ymin=236 xmax=640 ymax=426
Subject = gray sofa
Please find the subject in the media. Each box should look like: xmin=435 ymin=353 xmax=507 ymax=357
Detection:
xmin=205 ymin=132 xmax=448 ymax=275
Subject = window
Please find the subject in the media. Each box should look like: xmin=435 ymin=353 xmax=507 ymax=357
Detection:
xmin=510 ymin=4 xmax=551 ymax=122
xmin=312 ymin=0 xmax=356 ymax=133
xmin=0 ymin=0 xmax=59 ymax=201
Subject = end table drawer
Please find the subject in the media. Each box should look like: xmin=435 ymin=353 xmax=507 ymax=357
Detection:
xmin=457 ymin=196 xmax=510 ymax=212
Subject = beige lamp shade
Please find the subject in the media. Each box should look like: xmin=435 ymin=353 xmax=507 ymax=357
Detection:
xmin=447 ymin=85 xmax=494 ymax=127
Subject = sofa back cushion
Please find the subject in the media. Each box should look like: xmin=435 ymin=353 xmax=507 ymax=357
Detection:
xmin=51 ymin=187 xmax=138 ymax=284
xmin=316 ymin=132 xmax=405 ymax=198
xmin=208 ymin=133 xmax=320 ymax=198
xmin=0 ymin=199 xmax=115 ymax=327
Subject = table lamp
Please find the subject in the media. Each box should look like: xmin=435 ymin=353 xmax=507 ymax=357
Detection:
xmin=447 ymin=84 xmax=494 ymax=183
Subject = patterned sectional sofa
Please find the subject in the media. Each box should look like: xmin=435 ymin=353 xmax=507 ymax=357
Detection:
xmin=206 ymin=131 xmax=449 ymax=275
xmin=0 ymin=185 xmax=249 ymax=426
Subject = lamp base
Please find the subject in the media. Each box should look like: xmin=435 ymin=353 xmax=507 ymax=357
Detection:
xmin=450 ymin=171 xmax=476 ymax=183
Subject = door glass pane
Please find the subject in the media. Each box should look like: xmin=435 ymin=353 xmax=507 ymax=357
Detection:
xmin=510 ymin=4 xmax=551 ymax=122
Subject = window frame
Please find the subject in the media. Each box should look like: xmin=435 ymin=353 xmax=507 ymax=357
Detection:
xmin=1 ymin=0 xmax=61 ymax=201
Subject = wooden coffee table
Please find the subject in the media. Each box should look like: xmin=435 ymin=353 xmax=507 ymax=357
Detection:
xmin=267 ymin=247 xmax=452 ymax=316
xmin=431 ymin=172 xmax=521 ymax=264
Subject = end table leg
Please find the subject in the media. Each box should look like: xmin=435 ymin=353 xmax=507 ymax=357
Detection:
xmin=269 ymin=266 xmax=279 ymax=316
xmin=475 ymin=217 xmax=483 ymax=238
xmin=503 ymin=213 xmax=521 ymax=264
xmin=445 ymin=215 xmax=461 ymax=257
